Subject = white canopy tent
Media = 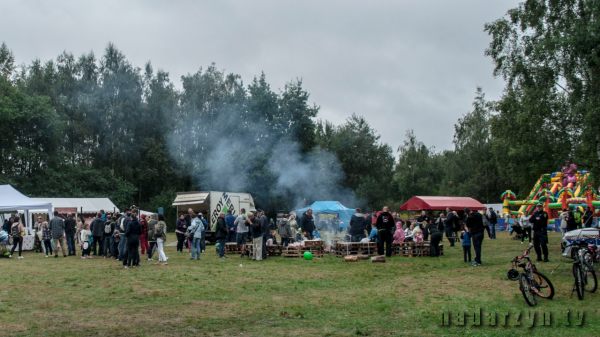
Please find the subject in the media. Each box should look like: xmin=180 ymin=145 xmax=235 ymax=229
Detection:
xmin=0 ymin=185 xmax=53 ymax=228
xmin=31 ymin=198 xmax=120 ymax=214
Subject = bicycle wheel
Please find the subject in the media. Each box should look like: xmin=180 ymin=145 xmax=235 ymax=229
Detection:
xmin=519 ymin=272 xmax=537 ymax=306
xmin=582 ymin=261 xmax=597 ymax=293
xmin=583 ymin=251 xmax=596 ymax=269
xmin=573 ymin=263 xmax=585 ymax=300
xmin=532 ymin=270 xmax=555 ymax=299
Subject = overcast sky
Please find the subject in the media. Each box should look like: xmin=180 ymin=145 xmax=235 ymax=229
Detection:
xmin=1 ymin=0 xmax=521 ymax=153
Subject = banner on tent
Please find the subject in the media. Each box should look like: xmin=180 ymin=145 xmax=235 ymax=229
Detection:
xmin=56 ymin=208 xmax=77 ymax=214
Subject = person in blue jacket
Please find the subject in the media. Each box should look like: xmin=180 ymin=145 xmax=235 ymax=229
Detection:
xmin=460 ymin=229 xmax=471 ymax=262
xmin=368 ymin=223 xmax=378 ymax=243
xmin=224 ymin=210 xmax=237 ymax=243
xmin=313 ymin=228 xmax=322 ymax=239
xmin=200 ymin=214 xmax=208 ymax=253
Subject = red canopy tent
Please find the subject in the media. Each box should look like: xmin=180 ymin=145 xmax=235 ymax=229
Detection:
xmin=400 ymin=196 xmax=486 ymax=211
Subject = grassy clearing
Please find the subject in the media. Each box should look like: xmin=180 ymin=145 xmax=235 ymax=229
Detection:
xmin=0 ymin=232 xmax=598 ymax=336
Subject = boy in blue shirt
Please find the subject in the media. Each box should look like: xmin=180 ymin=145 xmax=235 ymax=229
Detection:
xmin=313 ymin=228 xmax=322 ymax=239
xmin=460 ymin=229 xmax=471 ymax=262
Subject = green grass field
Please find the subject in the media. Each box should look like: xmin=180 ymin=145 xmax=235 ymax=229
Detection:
xmin=0 ymin=232 xmax=598 ymax=336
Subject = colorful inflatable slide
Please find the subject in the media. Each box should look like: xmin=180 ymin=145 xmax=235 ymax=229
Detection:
xmin=501 ymin=163 xmax=598 ymax=225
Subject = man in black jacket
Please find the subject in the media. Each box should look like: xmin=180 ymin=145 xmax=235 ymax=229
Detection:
xmin=301 ymin=209 xmax=315 ymax=240
xmin=118 ymin=209 xmax=131 ymax=262
xmin=258 ymin=210 xmax=269 ymax=259
xmin=64 ymin=213 xmax=77 ymax=256
xmin=416 ymin=210 xmax=429 ymax=240
xmin=444 ymin=207 xmax=457 ymax=246
xmin=376 ymin=206 xmax=394 ymax=257
xmin=124 ymin=212 xmax=142 ymax=268
xmin=465 ymin=207 xmax=484 ymax=266
xmin=348 ymin=209 xmax=366 ymax=242
xmin=529 ymin=203 xmax=549 ymax=262
xmin=364 ymin=211 xmax=375 ymax=234
xmin=215 ymin=212 xmax=228 ymax=258
xmin=485 ymin=207 xmax=497 ymax=239
xmin=247 ymin=212 xmax=263 ymax=260
xmin=90 ymin=213 xmax=105 ymax=256
xmin=102 ymin=216 xmax=115 ymax=258
xmin=583 ymin=206 xmax=594 ymax=228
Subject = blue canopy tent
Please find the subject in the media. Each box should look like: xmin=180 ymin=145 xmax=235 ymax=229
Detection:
xmin=296 ymin=201 xmax=355 ymax=230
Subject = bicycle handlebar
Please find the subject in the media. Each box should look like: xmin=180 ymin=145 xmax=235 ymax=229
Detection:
xmin=511 ymin=246 xmax=533 ymax=262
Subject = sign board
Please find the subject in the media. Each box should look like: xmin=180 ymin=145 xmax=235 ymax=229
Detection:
xmin=55 ymin=207 xmax=77 ymax=214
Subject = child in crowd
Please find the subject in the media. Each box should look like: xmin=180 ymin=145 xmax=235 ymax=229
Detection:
xmin=296 ymin=228 xmax=303 ymax=242
xmin=460 ymin=229 xmax=471 ymax=263
xmin=80 ymin=224 xmax=92 ymax=259
xmin=42 ymin=221 xmax=53 ymax=257
xmin=313 ymin=228 xmax=321 ymax=239
xmin=412 ymin=227 xmax=424 ymax=242
xmin=367 ymin=223 xmax=378 ymax=243
xmin=112 ymin=218 xmax=120 ymax=260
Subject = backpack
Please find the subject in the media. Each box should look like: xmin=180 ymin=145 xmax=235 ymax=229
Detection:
xmin=154 ymin=222 xmax=165 ymax=238
xmin=11 ymin=225 xmax=21 ymax=238
xmin=436 ymin=217 xmax=444 ymax=231
xmin=104 ymin=222 xmax=112 ymax=234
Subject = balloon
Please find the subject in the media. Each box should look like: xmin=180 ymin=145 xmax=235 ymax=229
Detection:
xmin=215 ymin=242 xmax=220 ymax=249
xmin=303 ymin=251 xmax=313 ymax=260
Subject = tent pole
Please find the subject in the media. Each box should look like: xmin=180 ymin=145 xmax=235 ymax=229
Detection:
xmin=335 ymin=202 xmax=352 ymax=220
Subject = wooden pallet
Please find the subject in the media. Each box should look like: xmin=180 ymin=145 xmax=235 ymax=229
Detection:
xmin=334 ymin=242 xmax=379 ymax=257
xmin=392 ymin=242 xmax=414 ymax=256
xmin=360 ymin=242 xmax=377 ymax=256
xmin=335 ymin=242 xmax=361 ymax=257
xmin=267 ymin=245 xmax=283 ymax=256
xmin=304 ymin=240 xmax=323 ymax=248
xmin=284 ymin=246 xmax=324 ymax=258
xmin=237 ymin=243 xmax=283 ymax=257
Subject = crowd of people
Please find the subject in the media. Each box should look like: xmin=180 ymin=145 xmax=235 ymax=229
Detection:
xmin=2 ymin=202 xmax=558 ymax=265
xmin=2 ymin=207 xmax=169 ymax=268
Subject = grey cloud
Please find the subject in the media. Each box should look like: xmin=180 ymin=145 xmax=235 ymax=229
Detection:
xmin=0 ymin=0 xmax=520 ymax=152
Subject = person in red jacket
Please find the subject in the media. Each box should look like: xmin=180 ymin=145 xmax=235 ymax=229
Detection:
xmin=139 ymin=214 xmax=149 ymax=255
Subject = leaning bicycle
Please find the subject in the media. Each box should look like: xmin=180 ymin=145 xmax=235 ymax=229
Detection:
xmin=507 ymin=246 xmax=555 ymax=306
xmin=582 ymin=242 xmax=599 ymax=269
xmin=565 ymin=240 xmax=597 ymax=300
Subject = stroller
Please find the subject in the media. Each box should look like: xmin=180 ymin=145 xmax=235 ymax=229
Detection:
xmin=510 ymin=222 xmax=524 ymax=241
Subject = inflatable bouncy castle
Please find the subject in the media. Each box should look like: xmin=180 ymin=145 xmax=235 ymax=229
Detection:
xmin=501 ymin=162 xmax=599 ymax=226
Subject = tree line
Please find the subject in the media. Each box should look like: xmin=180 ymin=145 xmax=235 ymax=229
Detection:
xmin=0 ymin=1 xmax=597 ymax=218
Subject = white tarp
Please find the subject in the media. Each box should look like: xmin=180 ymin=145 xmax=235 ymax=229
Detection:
xmin=31 ymin=198 xmax=119 ymax=214
xmin=484 ymin=203 xmax=504 ymax=216
xmin=139 ymin=209 xmax=153 ymax=218
xmin=0 ymin=185 xmax=53 ymax=227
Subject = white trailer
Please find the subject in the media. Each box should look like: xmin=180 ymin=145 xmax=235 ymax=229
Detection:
xmin=172 ymin=191 xmax=256 ymax=243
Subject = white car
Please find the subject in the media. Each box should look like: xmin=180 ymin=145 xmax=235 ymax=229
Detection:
xmin=561 ymin=228 xmax=600 ymax=258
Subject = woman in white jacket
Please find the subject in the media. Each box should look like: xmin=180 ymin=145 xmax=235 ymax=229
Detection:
xmin=559 ymin=209 xmax=568 ymax=237
xmin=189 ymin=213 xmax=204 ymax=261
xmin=519 ymin=213 xmax=532 ymax=245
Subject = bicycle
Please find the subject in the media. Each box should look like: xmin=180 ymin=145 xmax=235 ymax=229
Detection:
xmin=564 ymin=240 xmax=597 ymax=299
xmin=583 ymin=242 xmax=599 ymax=268
xmin=507 ymin=246 xmax=554 ymax=306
